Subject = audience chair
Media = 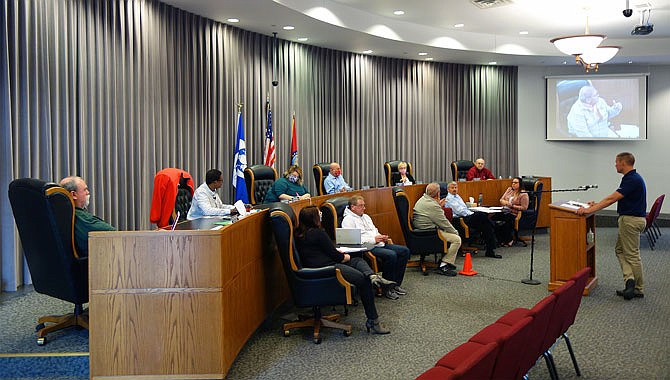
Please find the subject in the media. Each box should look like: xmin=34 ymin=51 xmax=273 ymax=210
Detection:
xmin=383 ymin=160 xmax=413 ymax=187
xmin=643 ymin=194 xmax=665 ymax=250
xmin=150 ymin=168 xmax=195 ymax=228
xmin=244 ymin=164 xmax=279 ymax=205
xmin=417 ymin=341 xmax=499 ymax=380
xmin=539 ymin=280 xmax=577 ymax=380
xmin=312 ymin=162 xmax=331 ymax=196
xmin=320 ymin=197 xmax=380 ymax=278
xmin=268 ymin=202 xmax=353 ymax=344
xmin=514 ymin=178 xmax=543 ymax=246
xmin=451 ymin=160 xmax=474 ymax=181
xmin=8 ymin=178 xmax=90 ymax=346
xmin=392 ymin=187 xmax=445 ymax=275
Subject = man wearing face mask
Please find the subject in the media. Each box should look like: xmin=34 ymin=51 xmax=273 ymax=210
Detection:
xmin=263 ymin=165 xmax=311 ymax=203
xmin=59 ymin=176 xmax=116 ymax=257
xmin=324 ymin=162 xmax=352 ymax=194
xmin=567 ymin=85 xmax=623 ymax=138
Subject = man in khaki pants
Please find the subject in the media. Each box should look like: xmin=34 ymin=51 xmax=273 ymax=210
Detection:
xmin=577 ymin=152 xmax=647 ymax=300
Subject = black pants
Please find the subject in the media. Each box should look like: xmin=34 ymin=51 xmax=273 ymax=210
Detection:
xmin=492 ymin=212 xmax=517 ymax=244
xmin=335 ymin=257 xmax=377 ymax=321
xmin=462 ymin=212 xmax=497 ymax=254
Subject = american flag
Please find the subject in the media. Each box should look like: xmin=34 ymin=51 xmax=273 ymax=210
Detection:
xmin=263 ymin=101 xmax=275 ymax=168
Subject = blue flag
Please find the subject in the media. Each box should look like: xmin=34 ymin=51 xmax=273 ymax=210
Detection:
xmin=232 ymin=111 xmax=249 ymax=203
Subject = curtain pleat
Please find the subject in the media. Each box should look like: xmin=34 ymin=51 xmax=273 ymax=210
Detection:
xmin=0 ymin=0 xmax=517 ymax=290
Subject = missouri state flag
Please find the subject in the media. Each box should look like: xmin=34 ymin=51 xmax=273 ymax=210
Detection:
xmin=232 ymin=111 xmax=249 ymax=203
xmin=290 ymin=114 xmax=298 ymax=165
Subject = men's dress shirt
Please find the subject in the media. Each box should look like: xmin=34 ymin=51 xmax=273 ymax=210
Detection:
xmin=187 ymin=182 xmax=235 ymax=220
xmin=73 ymin=207 xmax=116 ymax=257
xmin=444 ymin=193 xmax=473 ymax=218
xmin=342 ymin=208 xmax=383 ymax=246
xmin=324 ymin=173 xmax=350 ymax=194
xmin=412 ymin=193 xmax=458 ymax=234
xmin=466 ymin=166 xmax=495 ymax=181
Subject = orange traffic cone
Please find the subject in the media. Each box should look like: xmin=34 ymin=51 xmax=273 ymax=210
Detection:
xmin=459 ymin=252 xmax=477 ymax=276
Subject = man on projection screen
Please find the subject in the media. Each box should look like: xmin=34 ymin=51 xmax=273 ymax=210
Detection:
xmin=567 ymin=85 xmax=622 ymax=137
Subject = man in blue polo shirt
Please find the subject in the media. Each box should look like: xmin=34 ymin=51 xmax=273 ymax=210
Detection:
xmin=577 ymin=152 xmax=647 ymax=300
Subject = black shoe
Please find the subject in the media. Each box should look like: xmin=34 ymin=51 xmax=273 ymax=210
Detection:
xmin=435 ymin=266 xmax=457 ymax=276
xmin=393 ymin=285 xmax=407 ymax=295
xmin=366 ymin=319 xmax=390 ymax=334
xmin=383 ymin=288 xmax=400 ymax=300
xmin=616 ymin=288 xmax=644 ymax=298
xmin=623 ymin=279 xmax=636 ymax=300
xmin=444 ymin=263 xmax=457 ymax=270
xmin=486 ymin=252 xmax=502 ymax=259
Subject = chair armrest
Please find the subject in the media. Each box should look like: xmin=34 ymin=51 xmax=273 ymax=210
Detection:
xmin=295 ymin=266 xmax=337 ymax=279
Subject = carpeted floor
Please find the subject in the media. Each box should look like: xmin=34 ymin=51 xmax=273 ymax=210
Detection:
xmin=1 ymin=227 xmax=668 ymax=380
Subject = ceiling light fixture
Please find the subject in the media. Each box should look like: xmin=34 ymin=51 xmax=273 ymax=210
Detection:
xmin=283 ymin=25 xmax=295 ymax=30
xmin=363 ymin=50 xmax=373 ymax=54
xmin=297 ymin=37 xmax=308 ymax=42
xmin=227 ymin=18 xmax=239 ymax=23
xmin=550 ymin=15 xmax=619 ymax=72
xmin=393 ymin=10 xmax=405 ymax=15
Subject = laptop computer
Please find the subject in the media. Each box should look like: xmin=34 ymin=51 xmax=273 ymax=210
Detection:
xmin=335 ymin=228 xmax=362 ymax=246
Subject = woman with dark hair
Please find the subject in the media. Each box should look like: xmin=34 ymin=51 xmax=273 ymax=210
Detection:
xmin=295 ymin=206 xmax=393 ymax=334
xmin=493 ymin=177 xmax=529 ymax=247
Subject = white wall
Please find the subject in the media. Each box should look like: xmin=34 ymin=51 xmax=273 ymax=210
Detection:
xmin=517 ymin=65 xmax=670 ymax=210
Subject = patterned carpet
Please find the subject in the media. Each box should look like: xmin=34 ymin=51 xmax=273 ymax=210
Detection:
xmin=1 ymin=227 xmax=668 ymax=380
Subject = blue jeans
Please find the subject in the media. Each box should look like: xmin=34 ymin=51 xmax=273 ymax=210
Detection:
xmin=371 ymin=244 xmax=410 ymax=285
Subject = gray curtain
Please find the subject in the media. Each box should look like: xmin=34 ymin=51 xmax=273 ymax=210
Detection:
xmin=0 ymin=0 xmax=517 ymax=290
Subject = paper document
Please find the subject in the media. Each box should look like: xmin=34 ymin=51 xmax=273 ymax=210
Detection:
xmin=560 ymin=203 xmax=580 ymax=210
xmin=337 ymin=246 xmax=369 ymax=253
xmin=567 ymin=200 xmax=590 ymax=208
xmin=470 ymin=206 xmax=503 ymax=213
xmin=234 ymin=200 xmax=247 ymax=216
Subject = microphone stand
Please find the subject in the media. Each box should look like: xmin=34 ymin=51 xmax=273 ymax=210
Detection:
xmin=521 ymin=186 xmax=593 ymax=286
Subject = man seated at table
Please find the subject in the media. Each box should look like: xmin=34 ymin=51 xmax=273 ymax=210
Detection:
xmin=443 ymin=181 xmax=501 ymax=259
xmin=187 ymin=169 xmax=236 ymax=220
xmin=60 ymin=176 xmax=116 ymax=257
xmin=412 ymin=183 xmax=462 ymax=276
xmin=342 ymin=195 xmax=410 ymax=300
xmin=466 ymin=158 xmax=495 ymax=181
xmin=324 ymin=162 xmax=352 ymax=194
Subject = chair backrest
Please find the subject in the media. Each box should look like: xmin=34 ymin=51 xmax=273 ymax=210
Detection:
xmin=518 ymin=178 xmax=543 ymax=231
xmin=516 ymin=294 xmax=557 ymax=377
xmin=384 ymin=160 xmax=413 ymax=187
xmin=646 ymin=194 xmax=665 ymax=228
xmin=244 ymin=164 xmax=278 ymax=205
xmin=312 ymin=162 xmax=331 ymax=196
xmin=562 ymin=267 xmax=591 ymax=331
xmin=540 ymin=280 xmax=576 ymax=353
xmin=653 ymin=194 xmax=665 ymax=220
xmin=392 ymin=187 xmax=414 ymax=238
xmin=430 ymin=341 xmax=500 ymax=380
xmin=8 ymin=178 xmax=88 ymax=305
xmin=320 ymin=196 xmax=350 ymax=241
xmin=173 ymin=173 xmax=193 ymax=222
xmin=451 ymin=160 xmax=474 ymax=181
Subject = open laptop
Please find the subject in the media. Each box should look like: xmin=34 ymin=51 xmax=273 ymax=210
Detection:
xmin=335 ymin=228 xmax=375 ymax=250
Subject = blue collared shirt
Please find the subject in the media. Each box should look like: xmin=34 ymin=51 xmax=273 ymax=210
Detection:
xmin=324 ymin=173 xmax=350 ymax=194
xmin=444 ymin=193 xmax=473 ymax=218
xmin=616 ymin=169 xmax=646 ymax=217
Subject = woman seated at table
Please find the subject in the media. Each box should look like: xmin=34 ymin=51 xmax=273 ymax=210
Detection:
xmin=391 ymin=161 xmax=415 ymax=186
xmin=263 ymin=165 xmax=311 ymax=203
xmin=295 ymin=206 xmax=394 ymax=334
xmin=492 ymin=177 xmax=529 ymax=247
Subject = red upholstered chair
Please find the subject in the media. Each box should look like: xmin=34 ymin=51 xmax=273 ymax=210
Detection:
xmin=416 ymin=341 xmax=499 ymax=380
xmin=643 ymin=194 xmax=665 ymax=250
xmin=539 ymin=280 xmax=577 ymax=380
xmin=468 ymin=316 xmax=535 ymax=379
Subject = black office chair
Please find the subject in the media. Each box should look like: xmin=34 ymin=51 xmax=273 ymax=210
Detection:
xmin=384 ymin=160 xmax=414 ymax=187
xmin=514 ymin=178 xmax=544 ymax=246
xmin=320 ymin=197 xmax=379 ymax=274
xmin=392 ymin=187 xmax=447 ymax=275
xmin=312 ymin=162 xmax=331 ymax=196
xmin=451 ymin=160 xmax=475 ymax=181
xmin=268 ymin=203 xmax=353 ymax=344
xmin=8 ymin=178 xmax=89 ymax=346
xmin=244 ymin=164 xmax=278 ymax=205
xmin=172 ymin=173 xmax=193 ymax=223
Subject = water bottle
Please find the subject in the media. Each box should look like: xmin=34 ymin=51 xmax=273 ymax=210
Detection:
xmin=478 ymin=193 xmax=483 ymax=207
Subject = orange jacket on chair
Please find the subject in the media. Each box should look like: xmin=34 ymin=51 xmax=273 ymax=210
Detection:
xmin=150 ymin=168 xmax=195 ymax=227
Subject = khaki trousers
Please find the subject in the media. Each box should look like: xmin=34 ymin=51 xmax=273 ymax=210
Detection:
xmin=615 ymin=215 xmax=647 ymax=291
xmin=437 ymin=230 xmax=461 ymax=265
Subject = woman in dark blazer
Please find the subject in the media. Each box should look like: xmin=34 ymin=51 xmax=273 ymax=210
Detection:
xmin=390 ymin=161 xmax=415 ymax=186
xmin=295 ymin=206 xmax=393 ymax=334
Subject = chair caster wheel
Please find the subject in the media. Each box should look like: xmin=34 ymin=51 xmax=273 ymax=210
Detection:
xmin=283 ymin=330 xmax=290 ymax=337
xmin=313 ymin=336 xmax=322 ymax=344
xmin=37 ymin=337 xmax=46 ymax=346
xmin=422 ymin=270 xmax=429 ymax=276
xmin=343 ymin=329 xmax=352 ymax=337
xmin=35 ymin=323 xmax=45 ymax=332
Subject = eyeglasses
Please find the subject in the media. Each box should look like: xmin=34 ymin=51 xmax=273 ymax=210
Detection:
xmin=511 ymin=181 xmax=520 ymax=184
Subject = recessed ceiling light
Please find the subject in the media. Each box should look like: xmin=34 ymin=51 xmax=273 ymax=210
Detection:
xmin=393 ymin=10 xmax=405 ymax=15
xmin=363 ymin=50 xmax=373 ymax=54
xmin=418 ymin=52 xmax=428 ymax=56
xmin=425 ymin=57 xmax=434 ymax=61
xmin=227 ymin=18 xmax=239 ymax=23
xmin=519 ymin=31 xmax=529 ymax=35
xmin=454 ymin=23 xmax=464 ymax=28
xmin=297 ymin=37 xmax=308 ymax=42
xmin=488 ymin=61 xmax=497 ymax=65
xmin=283 ymin=25 xmax=295 ymax=30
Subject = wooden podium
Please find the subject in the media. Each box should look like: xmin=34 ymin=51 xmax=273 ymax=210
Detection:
xmin=548 ymin=201 xmax=598 ymax=295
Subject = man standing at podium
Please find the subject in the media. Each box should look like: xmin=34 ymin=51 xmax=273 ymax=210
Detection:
xmin=577 ymin=152 xmax=646 ymax=300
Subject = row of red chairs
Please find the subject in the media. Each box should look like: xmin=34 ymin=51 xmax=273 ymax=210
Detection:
xmin=417 ymin=267 xmax=592 ymax=380
xmin=643 ymin=194 xmax=665 ymax=250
